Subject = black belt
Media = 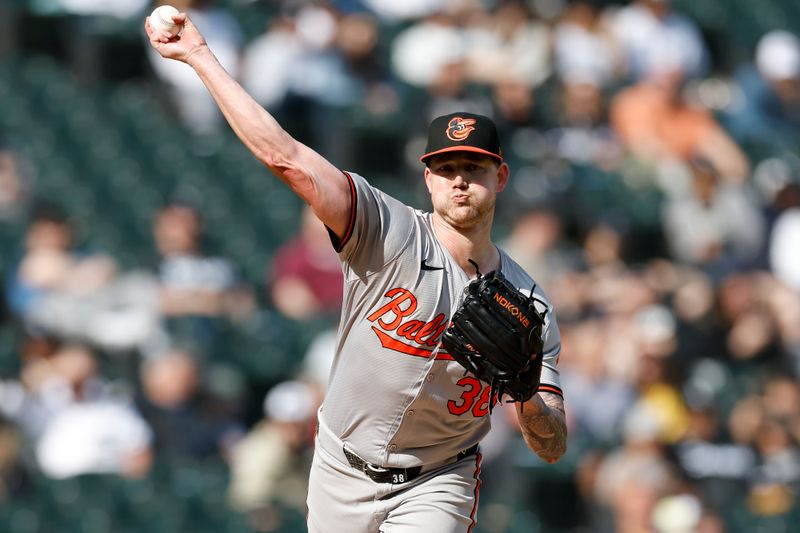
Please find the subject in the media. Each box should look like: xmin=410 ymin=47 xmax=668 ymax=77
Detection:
xmin=343 ymin=444 xmax=479 ymax=484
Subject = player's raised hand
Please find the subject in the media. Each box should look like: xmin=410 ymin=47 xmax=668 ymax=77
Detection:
xmin=145 ymin=13 xmax=207 ymax=64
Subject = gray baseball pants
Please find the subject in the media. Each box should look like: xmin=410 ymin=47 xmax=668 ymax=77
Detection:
xmin=307 ymin=420 xmax=482 ymax=533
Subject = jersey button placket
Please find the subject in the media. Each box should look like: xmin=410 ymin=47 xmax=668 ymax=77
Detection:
xmin=388 ymin=444 xmax=398 ymax=452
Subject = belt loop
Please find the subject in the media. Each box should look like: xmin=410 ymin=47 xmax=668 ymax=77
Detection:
xmin=457 ymin=443 xmax=480 ymax=460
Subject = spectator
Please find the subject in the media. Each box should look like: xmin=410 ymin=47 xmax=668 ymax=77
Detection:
xmin=558 ymin=319 xmax=637 ymax=446
xmin=725 ymin=30 xmax=800 ymax=148
xmin=591 ymin=403 xmax=681 ymax=530
xmin=228 ymin=380 xmax=317 ymax=527
xmin=241 ymin=4 xmax=361 ymax=157
xmin=137 ymin=349 xmax=243 ymax=460
xmin=661 ymin=157 xmax=765 ymax=275
xmin=240 ymin=15 xmax=306 ymax=111
xmin=422 ymin=58 xmax=493 ymax=124
xmin=610 ymin=57 xmax=749 ymax=182
xmin=729 ymin=378 xmax=800 ymax=522
xmin=582 ymin=220 xmax=626 ymax=273
xmin=608 ymin=0 xmax=709 ymax=81
xmin=153 ymin=201 xmax=234 ymax=315
xmin=768 ymin=183 xmax=800 ymax=291
xmin=463 ymin=1 xmax=551 ymax=89
xmin=275 ymin=4 xmax=358 ymax=110
xmin=37 ymin=398 xmax=153 ymax=479
xmin=631 ymin=305 xmax=689 ymax=441
xmin=334 ymin=12 xmax=396 ymax=119
xmin=151 ymin=200 xmax=238 ymax=351
xmin=553 ymin=0 xmax=618 ymax=89
xmin=544 ymin=78 xmax=621 ymax=166
xmin=392 ymin=11 xmax=494 ymax=124
xmin=673 ymin=405 xmax=755 ymax=511
xmin=713 ymin=273 xmax=786 ymax=371
xmin=0 ymin=343 xmax=153 ymax=479
xmin=499 ymin=207 xmax=581 ymax=290
xmin=489 ymin=76 xmax=539 ymax=145
xmin=390 ymin=11 xmax=464 ymax=89
xmin=756 ymin=272 xmax=800 ymax=376
xmin=2 ymin=205 xmax=155 ymax=351
xmin=268 ymin=205 xmax=343 ymax=322
xmin=6 ymin=206 xmax=95 ymax=319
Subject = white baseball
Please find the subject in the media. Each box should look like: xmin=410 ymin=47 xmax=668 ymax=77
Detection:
xmin=149 ymin=5 xmax=182 ymax=37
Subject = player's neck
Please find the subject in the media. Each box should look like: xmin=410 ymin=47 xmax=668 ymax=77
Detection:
xmin=432 ymin=214 xmax=500 ymax=277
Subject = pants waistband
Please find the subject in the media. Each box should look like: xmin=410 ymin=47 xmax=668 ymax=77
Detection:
xmin=315 ymin=416 xmax=479 ymax=485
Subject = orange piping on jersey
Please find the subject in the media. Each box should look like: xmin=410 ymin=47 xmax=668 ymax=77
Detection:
xmin=335 ymin=171 xmax=357 ymax=252
xmin=537 ymin=384 xmax=563 ymax=397
xmin=467 ymin=453 xmax=483 ymax=533
xmin=372 ymin=327 xmax=454 ymax=360
xmin=437 ymin=351 xmax=454 ymax=360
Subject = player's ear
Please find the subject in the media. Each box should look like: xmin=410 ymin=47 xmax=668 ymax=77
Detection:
xmin=423 ymin=166 xmax=433 ymax=193
xmin=496 ymin=162 xmax=510 ymax=192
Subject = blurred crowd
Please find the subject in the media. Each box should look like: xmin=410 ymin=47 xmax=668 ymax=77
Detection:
xmin=1 ymin=0 xmax=800 ymax=532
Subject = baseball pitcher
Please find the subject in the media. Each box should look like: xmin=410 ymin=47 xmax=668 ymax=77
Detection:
xmin=147 ymin=12 xmax=566 ymax=533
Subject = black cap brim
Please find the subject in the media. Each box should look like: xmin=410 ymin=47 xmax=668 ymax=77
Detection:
xmin=420 ymin=146 xmax=504 ymax=164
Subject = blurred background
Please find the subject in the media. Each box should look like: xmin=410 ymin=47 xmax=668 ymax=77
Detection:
xmin=0 ymin=0 xmax=799 ymax=531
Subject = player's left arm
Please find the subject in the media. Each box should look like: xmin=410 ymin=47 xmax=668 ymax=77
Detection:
xmin=516 ymin=391 xmax=567 ymax=464
xmin=517 ymin=290 xmax=567 ymax=464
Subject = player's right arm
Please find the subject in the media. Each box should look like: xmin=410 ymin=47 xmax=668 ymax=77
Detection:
xmin=144 ymin=13 xmax=352 ymax=240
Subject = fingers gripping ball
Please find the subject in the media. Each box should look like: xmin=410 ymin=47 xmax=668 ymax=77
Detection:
xmin=149 ymin=5 xmax=182 ymax=37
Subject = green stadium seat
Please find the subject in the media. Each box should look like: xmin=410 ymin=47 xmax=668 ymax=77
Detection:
xmin=0 ymin=326 xmax=21 ymax=377
xmin=508 ymin=508 xmax=542 ymax=533
xmin=5 ymin=506 xmax=42 ymax=533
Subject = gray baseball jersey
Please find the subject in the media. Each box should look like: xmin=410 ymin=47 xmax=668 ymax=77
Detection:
xmin=320 ymin=172 xmax=562 ymax=468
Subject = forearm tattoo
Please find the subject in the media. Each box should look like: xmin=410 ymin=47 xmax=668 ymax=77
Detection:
xmin=517 ymin=392 xmax=567 ymax=463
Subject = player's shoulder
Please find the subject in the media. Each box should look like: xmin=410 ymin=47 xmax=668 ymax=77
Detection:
xmin=346 ymin=171 xmax=420 ymax=213
xmin=348 ymin=172 xmax=435 ymax=240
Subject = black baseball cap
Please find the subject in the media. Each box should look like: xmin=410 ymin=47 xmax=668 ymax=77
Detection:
xmin=420 ymin=112 xmax=503 ymax=165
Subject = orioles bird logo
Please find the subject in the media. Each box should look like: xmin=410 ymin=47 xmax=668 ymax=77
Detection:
xmin=446 ymin=117 xmax=477 ymax=142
